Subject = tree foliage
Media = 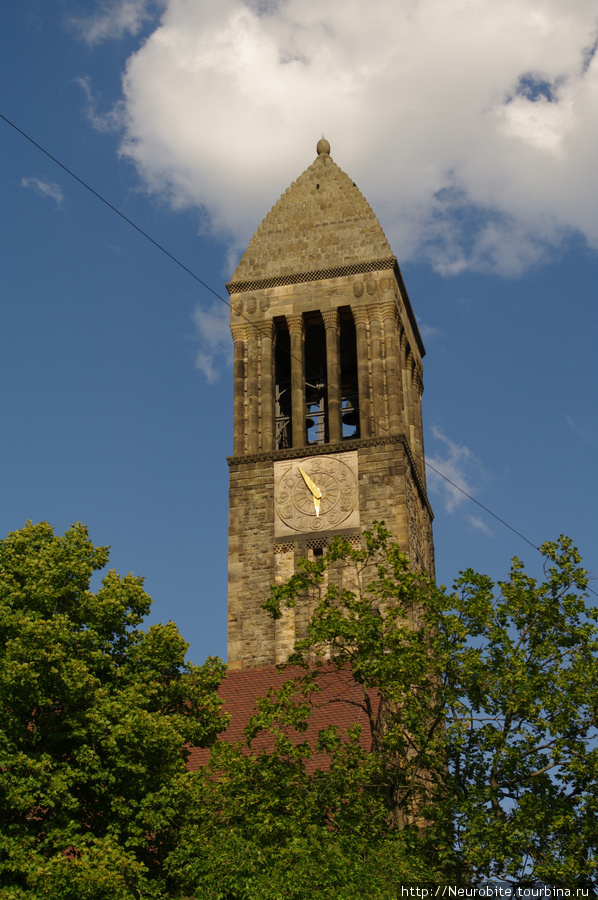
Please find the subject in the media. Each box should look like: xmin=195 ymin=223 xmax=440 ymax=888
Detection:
xmin=264 ymin=524 xmax=598 ymax=887
xmin=2 ymin=520 xmax=596 ymax=897
xmin=0 ymin=521 xmax=227 ymax=899
xmin=165 ymin=735 xmax=433 ymax=899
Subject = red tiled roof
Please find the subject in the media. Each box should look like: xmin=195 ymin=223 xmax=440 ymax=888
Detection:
xmin=186 ymin=665 xmax=377 ymax=773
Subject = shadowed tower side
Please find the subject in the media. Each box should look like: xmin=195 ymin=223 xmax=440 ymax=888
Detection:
xmin=227 ymin=138 xmax=434 ymax=669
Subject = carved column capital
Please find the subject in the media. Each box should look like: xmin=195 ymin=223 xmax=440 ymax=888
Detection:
xmin=286 ymin=314 xmax=305 ymax=337
xmin=261 ymin=320 xmax=277 ymax=343
xmin=380 ymin=299 xmax=399 ymax=324
xmin=351 ymin=305 xmax=370 ymax=326
xmin=230 ymin=324 xmax=248 ymax=343
xmin=321 ymin=307 xmax=340 ymax=334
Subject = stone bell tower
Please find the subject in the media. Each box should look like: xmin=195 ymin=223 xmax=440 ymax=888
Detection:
xmin=226 ymin=139 xmax=434 ymax=669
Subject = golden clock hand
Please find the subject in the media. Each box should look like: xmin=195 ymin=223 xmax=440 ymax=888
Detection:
xmin=298 ymin=466 xmax=322 ymax=517
xmin=298 ymin=466 xmax=322 ymax=499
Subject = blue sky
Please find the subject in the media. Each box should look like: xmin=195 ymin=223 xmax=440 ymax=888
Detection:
xmin=2 ymin=0 xmax=597 ymax=665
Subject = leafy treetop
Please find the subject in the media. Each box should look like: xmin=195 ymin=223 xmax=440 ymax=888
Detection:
xmin=263 ymin=524 xmax=598 ymax=887
xmin=0 ymin=521 xmax=227 ymax=900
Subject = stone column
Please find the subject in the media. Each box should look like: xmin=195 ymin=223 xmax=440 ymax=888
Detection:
xmin=246 ymin=325 xmax=260 ymax=454
xmin=321 ymin=308 xmax=342 ymax=444
xmin=381 ymin=299 xmax=403 ymax=436
xmin=260 ymin=321 xmax=276 ymax=452
xmin=287 ymin=314 xmax=306 ymax=448
xmin=231 ymin=324 xmax=247 ymax=456
xmin=401 ymin=334 xmax=411 ymax=426
xmin=368 ymin=306 xmax=386 ymax=434
xmin=352 ymin=306 xmax=371 ymax=439
xmin=413 ymin=366 xmax=426 ymax=482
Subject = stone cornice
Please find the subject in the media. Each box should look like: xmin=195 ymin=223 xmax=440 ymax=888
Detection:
xmin=227 ymin=258 xmax=396 ymax=295
xmin=227 ymin=435 xmax=433 ymax=518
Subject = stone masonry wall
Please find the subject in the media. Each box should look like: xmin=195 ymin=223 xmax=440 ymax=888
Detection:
xmin=228 ymin=458 xmax=276 ymax=669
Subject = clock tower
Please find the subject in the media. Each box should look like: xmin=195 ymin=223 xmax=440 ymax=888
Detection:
xmin=226 ymin=139 xmax=434 ymax=669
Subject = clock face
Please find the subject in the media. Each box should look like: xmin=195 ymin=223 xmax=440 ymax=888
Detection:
xmin=274 ymin=453 xmax=359 ymax=535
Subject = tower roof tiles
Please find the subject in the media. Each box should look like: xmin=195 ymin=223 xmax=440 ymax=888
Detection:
xmin=230 ymin=140 xmax=394 ymax=284
xmin=186 ymin=665 xmax=378 ymax=775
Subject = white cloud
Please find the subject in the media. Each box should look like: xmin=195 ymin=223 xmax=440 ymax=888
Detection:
xmin=108 ymin=0 xmax=598 ymax=276
xmin=76 ymin=77 xmax=124 ymax=133
xmin=467 ymin=515 xmax=493 ymax=536
xmin=417 ymin=322 xmax=441 ymax=341
xmin=426 ymin=426 xmax=486 ymax=513
xmin=194 ymin=350 xmax=220 ymax=384
xmin=21 ymin=177 xmax=64 ymax=205
xmin=70 ymin=0 xmax=160 ymax=45
xmin=191 ymin=302 xmax=232 ymax=383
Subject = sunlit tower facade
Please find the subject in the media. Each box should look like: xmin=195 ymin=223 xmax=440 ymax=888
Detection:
xmin=226 ymin=139 xmax=434 ymax=669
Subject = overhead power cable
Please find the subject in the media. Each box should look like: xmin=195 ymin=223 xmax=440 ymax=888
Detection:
xmin=3 ymin=111 xmax=595 ymax=596
xmin=424 ymin=462 xmax=538 ymax=551
xmin=1 ymin=113 xmax=322 ymax=370
xmin=0 ymin=113 xmax=225 ymax=307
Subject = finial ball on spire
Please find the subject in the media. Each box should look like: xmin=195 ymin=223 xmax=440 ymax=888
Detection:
xmin=316 ymin=137 xmax=330 ymax=157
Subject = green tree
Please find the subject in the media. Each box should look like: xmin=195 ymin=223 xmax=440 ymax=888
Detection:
xmin=165 ymin=697 xmax=440 ymax=899
xmin=262 ymin=524 xmax=598 ymax=888
xmin=0 ymin=521 xmax=227 ymax=900
xmin=163 ymin=530 xmax=457 ymax=900
xmin=4 ymin=521 xmax=595 ymax=897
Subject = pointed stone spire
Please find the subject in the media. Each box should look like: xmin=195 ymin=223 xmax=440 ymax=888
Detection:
xmin=230 ymin=139 xmax=394 ymax=284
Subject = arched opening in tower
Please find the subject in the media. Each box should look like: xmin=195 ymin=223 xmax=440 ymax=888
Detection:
xmin=274 ymin=308 xmax=361 ymax=450
xmin=274 ymin=319 xmax=292 ymax=450
xmin=304 ymin=313 xmax=328 ymax=445
xmin=339 ymin=308 xmax=360 ymax=440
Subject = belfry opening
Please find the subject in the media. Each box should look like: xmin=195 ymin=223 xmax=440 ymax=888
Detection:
xmin=226 ymin=138 xmax=434 ymax=669
xmin=274 ymin=309 xmax=360 ymax=450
